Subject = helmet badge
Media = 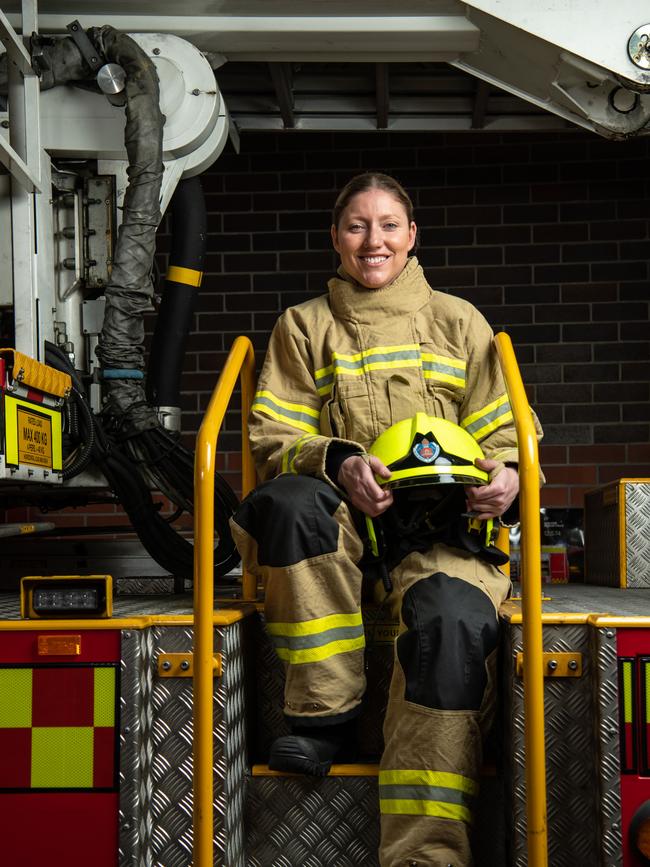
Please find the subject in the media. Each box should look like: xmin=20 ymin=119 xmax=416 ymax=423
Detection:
xmin=412 ymin=436 xmax=440 ymax=464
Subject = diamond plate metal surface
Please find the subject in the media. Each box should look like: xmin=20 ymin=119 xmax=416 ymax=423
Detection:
xmin=625 ymin=483 xmax=650 ymax=588
xmin=119 ymin=627 xmax=154 ymax=865
xmin=593 ymin=627 xmax=622 ymax=866
xmin=119 ymin=622 xmax=247 ymax=867
xmin=503 ymin=622 xmax=600 ymax=867
xmin=246 ymin=775 xmax=381 ymax=866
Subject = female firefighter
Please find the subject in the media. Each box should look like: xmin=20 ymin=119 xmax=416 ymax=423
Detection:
xmin=230 ymin=172 xmax=541 ymax=867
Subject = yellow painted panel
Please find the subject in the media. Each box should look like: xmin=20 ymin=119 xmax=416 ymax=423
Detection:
xmin=31 ymin=726 xmax=94 ymax=788
xmin=94 ymin=667 xmax=116 ymax=727
xmin=623 ymin=661 xmax=633 ymax=725
xmin=0 ymin=668 xmax=32 ymax=727
xmin=4 ymin=395 xmax=63 ymax=471
xmin=0 ymin=348 xmax=71 ymax=397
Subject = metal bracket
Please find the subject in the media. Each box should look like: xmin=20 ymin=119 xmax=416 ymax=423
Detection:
xmin=157 ymin=652 xmax=222 ymax=678
xmin=66 ymin=19 xmax=104 ymax=74
xmin=516 ymin=651 xmax=582 ymax=678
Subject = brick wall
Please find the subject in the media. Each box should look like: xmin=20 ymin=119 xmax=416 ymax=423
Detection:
xmin=7 ymin=127 xmax=649 ymax=533
xmin=169 ymin=128 xmax=650 ymax=509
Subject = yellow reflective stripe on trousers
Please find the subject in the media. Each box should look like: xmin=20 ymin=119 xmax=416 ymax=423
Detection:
xmin=281 ymin=434 xmax=320 ymax=473
xmin=379 ymin=768 xmax=477 ymax=824
xmin=315 ymin=345 xmax=466 ymax=395
xmin=274 ymin=635 xmax=365 ymax=664
xmin=252 ymin=390 xmax=320 ymax=435
xmin=266 ymin=611 xmax=365 ymax=664
xmin=379 ymin=798 xmax=472 ymax=823
xmin=379 ymin=769 xmax=478 ymax=795
xmin=461 ymin=393 xmax=513 ymax=442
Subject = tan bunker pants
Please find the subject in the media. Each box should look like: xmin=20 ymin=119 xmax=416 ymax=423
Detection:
xmin=231 ymin=474 xmax=510 ymax=867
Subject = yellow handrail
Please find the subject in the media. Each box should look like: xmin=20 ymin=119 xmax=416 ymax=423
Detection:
xmin=494 ymin=332 xmax=547 ymax=867
xmin=193 ymin=335 xmax=256 ymax=867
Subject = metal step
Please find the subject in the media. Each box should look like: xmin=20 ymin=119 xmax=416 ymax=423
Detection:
xmin=245 ymin=765 xmax=506 ymax=867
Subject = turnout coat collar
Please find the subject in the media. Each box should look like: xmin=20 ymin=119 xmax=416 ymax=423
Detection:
xmin=328 ymin=256 xmax=431 ymax=323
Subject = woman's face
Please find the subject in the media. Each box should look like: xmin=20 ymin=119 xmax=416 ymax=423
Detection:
xmin=331 ymin=188 xmax=417 ymax=290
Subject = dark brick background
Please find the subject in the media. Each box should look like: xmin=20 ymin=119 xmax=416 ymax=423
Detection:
xmin=7 ymin=127 xmax=650 ymax=533
xmin=160 ymin=128 xmax=650 ymax=510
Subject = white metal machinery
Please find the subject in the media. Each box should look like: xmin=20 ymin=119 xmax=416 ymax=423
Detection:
xmin=2 ymin=19 xmax=228 ymax=381
xmin=3 ymin=1 xmax=650 ymax=137
xmin=0 ymin=10 xmax=242 ymax=588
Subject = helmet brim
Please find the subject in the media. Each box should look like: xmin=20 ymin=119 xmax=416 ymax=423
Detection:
xmin=378 ymin=464 xmax=488 ymax=488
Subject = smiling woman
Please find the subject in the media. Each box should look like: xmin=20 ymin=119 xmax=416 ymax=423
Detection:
xmin=229 ymin=171 xmax=542 ymax=867
xmin=330 ymin=180 xmax=417 ymax=290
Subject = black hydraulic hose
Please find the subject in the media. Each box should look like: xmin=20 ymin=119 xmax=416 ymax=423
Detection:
xmin=146 ymin=176 xmax=206 ymax=409
xmin=45 ymin=341 xmax=240 ymax=579
xmin=61 ymin=388 xmax=96 ymax=480
xmin=45 ymin=343 xmax=95 ymax=480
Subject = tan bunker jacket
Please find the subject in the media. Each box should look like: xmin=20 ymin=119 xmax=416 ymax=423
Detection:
xmin=249 ymin=256 xmax=526 ymax=483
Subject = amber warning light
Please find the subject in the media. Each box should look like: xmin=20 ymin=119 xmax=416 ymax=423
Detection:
xmin=20 ymin=575 xmax=113 ymax=619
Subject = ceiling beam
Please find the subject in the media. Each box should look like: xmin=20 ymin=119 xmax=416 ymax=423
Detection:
xmin=7 ymin=15 xmax=480 ymax=59
xmin=268 ymin=62 xmax=295 ymax=129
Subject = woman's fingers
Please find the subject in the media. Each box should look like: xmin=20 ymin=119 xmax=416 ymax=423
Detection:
xmin=465 ymin=465 xmax=519 ymax=519
xmin=338 ymin=455 xmax=393 ymax=516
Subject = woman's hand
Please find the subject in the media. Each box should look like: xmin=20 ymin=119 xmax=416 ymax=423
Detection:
xmin=465 ymin=458 xmax=519 ymax=519
xmin=337 ymin=455 xmax=394 ymax=517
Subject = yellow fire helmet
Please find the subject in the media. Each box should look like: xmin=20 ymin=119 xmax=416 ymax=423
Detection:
xmin=369 ymin=412 xmax=488 ymax=488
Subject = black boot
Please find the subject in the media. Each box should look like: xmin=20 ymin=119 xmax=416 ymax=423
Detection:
xmin=268 ymin=720 xmax=357 ymax=776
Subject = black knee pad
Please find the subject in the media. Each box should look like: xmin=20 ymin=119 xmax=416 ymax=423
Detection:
xmin=397 ymin=571 xmax=498 ymax=710
xmin=232 ymin=474 xmax=341 ymax=567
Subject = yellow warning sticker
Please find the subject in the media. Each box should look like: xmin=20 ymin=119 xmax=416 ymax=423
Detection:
xmin=17 ymin=406 xmax=53 ymax=468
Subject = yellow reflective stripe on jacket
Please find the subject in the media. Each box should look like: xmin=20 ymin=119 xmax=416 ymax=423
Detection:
xmin=281 ymin=434 xmax=320 ymax=473
xmin=461 ymin=393 xmax=513 ymax=442
xmin=315 ymin=345 xmax=466 ymax=395
xmin=252 ymin=390 xmax=320 ymax=435
xmin=266 ymin=611 xmax=365 ymax=664
xmin=379 ymin=768 xmax=477 ymax=823
xmin=421 ymin=352 xmax=466 ymax=388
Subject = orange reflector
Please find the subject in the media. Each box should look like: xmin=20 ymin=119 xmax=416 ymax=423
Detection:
xmin=37 ymin=634 xmax=81 ymax=656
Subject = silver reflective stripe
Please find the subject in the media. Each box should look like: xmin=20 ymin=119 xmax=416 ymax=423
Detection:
xmin=379 ymin=783 xmax=474 ymax=809
xmin=422 ymin=359 xmax=465 ymax=379
xmin=270 ymin=624 xmax=364 ymax=651
xmin=254 ymin=394 xmax=318 ymax=426
xmin=464 ymin=400 xmax=512 ymax=436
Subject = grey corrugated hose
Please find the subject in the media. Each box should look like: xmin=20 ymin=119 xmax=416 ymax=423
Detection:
xmin=92 ymin=25 xmax=164 ymax=434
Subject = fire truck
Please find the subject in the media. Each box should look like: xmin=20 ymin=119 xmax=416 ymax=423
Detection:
xmin=1 ymin=2 xmax=650 ymax=865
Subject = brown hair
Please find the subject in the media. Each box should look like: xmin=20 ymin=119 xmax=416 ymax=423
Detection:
xmin=332 ymin=172 xmax=414 ymax=228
